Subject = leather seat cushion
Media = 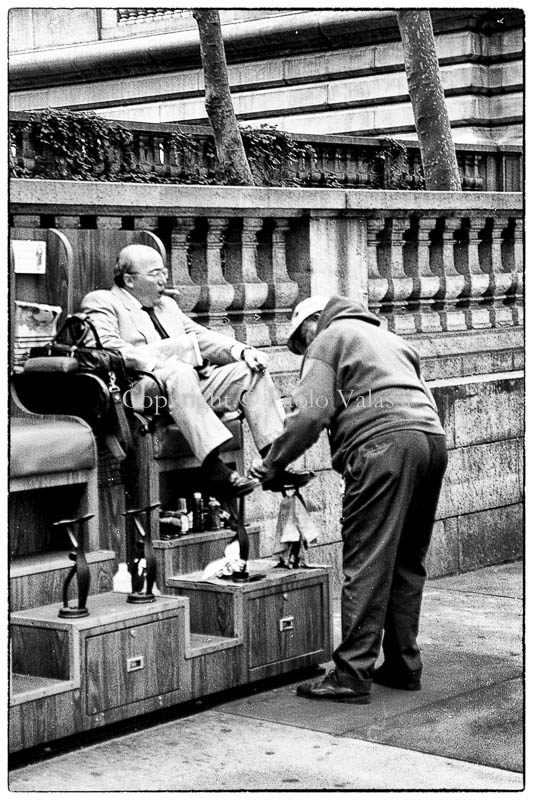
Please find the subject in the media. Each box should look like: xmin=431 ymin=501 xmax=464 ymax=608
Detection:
xmin=154 ymin=415 xmax=243 ymax=459
xmin=10 ymin=417 xmax=96 ymax=478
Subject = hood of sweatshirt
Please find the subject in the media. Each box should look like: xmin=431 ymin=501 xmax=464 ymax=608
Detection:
xmin=316 ymin=295 xmax=381 ymax=335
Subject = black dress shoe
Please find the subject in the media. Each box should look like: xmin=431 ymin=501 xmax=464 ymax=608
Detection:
xmin=373 ymin=665 xmax=421 ymax=691
xmin=262 ymin=468 xmax=316 ymax=492
xmin=209 ymin=472 xmax=259 ymax=500
xmin=296 ymin=670 xmax=370 ymax=704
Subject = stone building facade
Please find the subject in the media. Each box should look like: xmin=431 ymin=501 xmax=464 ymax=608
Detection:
xmin=9 ymin=7 xmax=524 ymax=146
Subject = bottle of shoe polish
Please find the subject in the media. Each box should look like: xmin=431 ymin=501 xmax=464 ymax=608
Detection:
xmin=177 ymin=498 xmax=189 ymax=534
xmin=192 ymin=492 xmax=205 ymax=532
xmin=206 ymin=497 xmax=222 ymax=530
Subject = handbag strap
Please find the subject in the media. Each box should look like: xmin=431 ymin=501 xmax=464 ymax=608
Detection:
xmin=55 ymin=313 xmax=104 ymax=350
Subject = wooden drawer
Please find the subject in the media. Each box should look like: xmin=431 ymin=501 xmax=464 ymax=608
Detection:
xmin=85 ymin=615 xmax=183 ymax=715
xmin=247 ymin=579 xmax=328 ymax=676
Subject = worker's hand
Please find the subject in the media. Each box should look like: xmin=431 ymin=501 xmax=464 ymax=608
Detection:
xmin=242 ymin=347 xmax=268 ymax=373
xmin=248 ymin=458 xmax=277 ymax=483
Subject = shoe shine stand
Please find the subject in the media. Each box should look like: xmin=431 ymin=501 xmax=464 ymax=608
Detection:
xmin=9 ymin=228 xmax=332 ymax=755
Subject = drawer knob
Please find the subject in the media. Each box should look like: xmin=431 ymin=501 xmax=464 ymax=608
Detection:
xmin=279 ymin=616 xmax=294 ymax=632
xmin=126 ymin=655 xmax=145 ymax=672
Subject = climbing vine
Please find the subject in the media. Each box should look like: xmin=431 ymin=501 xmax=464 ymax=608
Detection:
xmin=9 ymin=109 xmax=424 ymax=189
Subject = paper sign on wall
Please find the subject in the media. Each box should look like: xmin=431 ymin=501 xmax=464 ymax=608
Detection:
xmin=12 ymin=240 xmax=47 ymax=274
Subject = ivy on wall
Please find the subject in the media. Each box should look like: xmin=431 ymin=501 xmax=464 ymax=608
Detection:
xmin=9 ymin=109 xmax=421 ymax=189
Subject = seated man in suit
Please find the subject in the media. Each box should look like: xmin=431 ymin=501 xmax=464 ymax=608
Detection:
xmin=81 ymin=244 xmax=310 ymax=499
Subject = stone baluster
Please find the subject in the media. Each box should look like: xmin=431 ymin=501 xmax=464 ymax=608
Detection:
xmin=411 ymin=217 xmax=442 ymax=333
xmin=168 ymin=135 xmax=181 ymax=180
xmin=229 ymin=217 xmax=269 ymax=345
xmin=505 ymin=217 xmax=524 ymax=326
xmin=134 ymin=216 xmax=159 ymax=231
xmin=21 ymin=128 xmax=36 ymax=173
xmin=54 ymin=215 xmax=81 ymax=229
xmin=432 ymin=217 xmax=466 ymax=331
xmin=95 ymin=216 xmax=122 ymax=230
xmin=137 ymin=133 xmax=151 ymax=175
xmin=264 ymin=218 xmax=299 ymax=343
xmin=202 ymin=217 xmax=236 ymax=334
xmin=345 ymin=147 xmax=357 ymax=186
xmin=380 ymin=216 xmax=416 ymax=334
xmin=11 ymin=214 xmax=41 ymax=228
xmin=366 ymin=217 xmax=389 ymax=322
xmin=153 ymin=135 xmax=165 ymax=177
xmin=484 ymin=217 xmax=514 ymax=328
xmin=458 ymin=217 xmax=491 ymax=329
xmin=169 ymin=217 xmax=201 ymax=312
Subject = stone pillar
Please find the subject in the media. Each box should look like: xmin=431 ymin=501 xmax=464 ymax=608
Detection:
xmin=169 ymin=217 xmax=201 ymax=312
xmin=412 ymin=217 xmax=442 ymax=333
xmin=432 ymin=216 xmax=466 ymax=331
xmin=266 ymin=217 xmax=299 ymax=344
xmin=134 ymin=216 xmax=159 ymax=231
xmin=202 ymin=217 xmax=236 ymax=335
xmin=55 ymin=215 xmax=81 ymax=229
xmin=11 ymin=214 xmax=41 ymax=228
xmin=380 ymin=216 xmax=416 ymax=334
xmin=95 ymin=216 xmax=122 ymax=230
xmin=486 ymin=217 xmax=513 ymax=328
xmin=461 ymin=217 xmax=491 ymax=329
xmin=366 ymin=217 xmax=389 ymax=325
xmin=230 ymin=217 xmax=270 ymax=345
xmin=506 ymin=217 xmax=524 ymax=326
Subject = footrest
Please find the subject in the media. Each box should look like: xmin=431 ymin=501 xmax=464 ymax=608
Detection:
xmin=11 ymin=673 xmax=76 ymax=705
xmin=169 ymin=559 xmax=333 ymax=681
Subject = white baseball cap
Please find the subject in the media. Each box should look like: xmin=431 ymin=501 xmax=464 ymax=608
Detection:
xmin=287 ymin=296 xmax=330 ymax=353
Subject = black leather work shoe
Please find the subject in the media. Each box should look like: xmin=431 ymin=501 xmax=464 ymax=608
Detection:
xmin=296 ymin=670 xmax=370 ymax=704
xmin=209 ymin=472 xmax=259 ymax=500
xmin=373 ymin=665 xmax=421 ymax=691
xmin=262 ymin=468 xmax=316 ymax=492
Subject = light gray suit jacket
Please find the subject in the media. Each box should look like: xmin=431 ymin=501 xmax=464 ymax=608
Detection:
xmin=81 ymin=285 xmax=243 ymax=371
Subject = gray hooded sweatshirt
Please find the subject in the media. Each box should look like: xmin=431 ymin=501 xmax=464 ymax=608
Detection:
xmin=264 ymin=295 xmax=445 ymax=475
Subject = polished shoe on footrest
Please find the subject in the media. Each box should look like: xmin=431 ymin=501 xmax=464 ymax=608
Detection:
xmin=209 ymin=471 xmax=260 ymax=500
xmin=262 ymin=468 xmax=316 ymax=492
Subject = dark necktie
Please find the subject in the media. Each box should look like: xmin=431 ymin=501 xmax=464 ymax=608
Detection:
xmin=141 ymin=306 xmax=169 ymax=339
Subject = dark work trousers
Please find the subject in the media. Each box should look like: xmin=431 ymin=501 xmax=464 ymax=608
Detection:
xmin=333 ymin=429 xmax=448 ymax=692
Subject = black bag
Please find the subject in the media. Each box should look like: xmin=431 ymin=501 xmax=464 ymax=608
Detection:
xmin=23 ymin=313 xmax=134 ymax=460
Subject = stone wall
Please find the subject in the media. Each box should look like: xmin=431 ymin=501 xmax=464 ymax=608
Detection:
xmin=8 ymin=8 xmax=524 ymax=146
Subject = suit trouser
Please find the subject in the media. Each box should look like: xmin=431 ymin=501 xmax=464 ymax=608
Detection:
xmin=333 ymin=429 xmax=448 ymax=692
xmin=155 ymin=358 xmax=285 ymax=463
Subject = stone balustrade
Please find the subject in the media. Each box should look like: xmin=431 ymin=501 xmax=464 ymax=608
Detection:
xmin=10 ymin=180 xmax=523 ymax=346
xmin=9 ymin=178 xmax=524 ymax=583
xmin=9 ymin=113 xmax=523 ymax=193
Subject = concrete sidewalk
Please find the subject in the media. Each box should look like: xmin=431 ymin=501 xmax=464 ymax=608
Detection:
xmin=8 ymin=561 xmax=524 ymax=792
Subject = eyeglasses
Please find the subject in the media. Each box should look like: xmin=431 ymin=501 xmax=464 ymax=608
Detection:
xmin=126 ymin=269 xmax=168 ymax=279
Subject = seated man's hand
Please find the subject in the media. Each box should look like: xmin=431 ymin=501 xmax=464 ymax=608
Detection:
xmin=242 ymin=347 xmax=268 ymax=373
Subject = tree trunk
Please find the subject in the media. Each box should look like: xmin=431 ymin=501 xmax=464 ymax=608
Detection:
xmin=397 ymin=9 xmax=462 ymax=191
xmin=192 ymin=9 xmax=254 ymax=185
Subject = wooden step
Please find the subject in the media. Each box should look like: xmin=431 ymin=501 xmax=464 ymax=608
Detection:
xmin=189 ymin=632 xmax=241 ymax=657
xmin=11 ymin=673 xmax=76 ymax=705
xmin=153 ymin=523 xmax=260 ymax=590
xmin=9 ymin=590 xmax=243 ymax=754
xmin=169 ymin=559 xmax=333 ymax=681
xmin=10 ymin=550 xmax=117 ymax=612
